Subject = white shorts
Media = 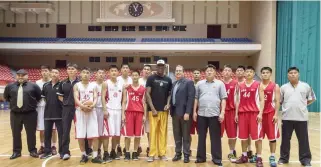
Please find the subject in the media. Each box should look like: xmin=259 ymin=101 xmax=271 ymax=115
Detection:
xmin=107 ymin=109 xmax=121 ymax=136
xmin=75 ymin=108 xmax=99 ymax=139
xmin=36 ymin=106 xmax=56 ymax=131
xmin=96 ymin=107 xmax=110 ymax=137
xmin=144 ymin=119 xmax=150 ymax=133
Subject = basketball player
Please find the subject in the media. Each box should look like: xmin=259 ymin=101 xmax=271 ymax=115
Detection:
xmin=93 ymin=69 xmax=112 ymax=163
xmin=235 ymin=65 xmax=253 ymax=158
xmin=101 ymin=65 xmax=123 ymax=160
xmin=117 ymin=64 xmax=133 ymax=156
xmin=121 ymin=70 xmax=147 ymax=161
xmin=138 ymin=64 xmax=152 ymax=156
xmin=235 ymin=66 xmax=265 ymax=167
xmin=190 ymin=69 xmax=201 ymax=155
xmin=221 ymin=65 xmax=238 ymax=162
xmin=36 ymin=65 xmax=58 ymax=155
xmin=73 ymin=67 xmax=102 ymax=164
xmin=260 ymin=67 xmax=280 ymax=167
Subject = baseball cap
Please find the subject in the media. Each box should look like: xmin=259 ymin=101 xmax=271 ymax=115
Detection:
xmin=16 ymin=69 xmax=28 ymax=75
xmin=157 ymin=59 xmax=165 ymax=65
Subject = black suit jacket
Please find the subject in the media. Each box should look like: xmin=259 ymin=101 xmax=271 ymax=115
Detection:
xmin=170 ymin=78 xmax=195 ymax=117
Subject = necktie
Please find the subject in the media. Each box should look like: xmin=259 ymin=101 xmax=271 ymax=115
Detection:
xmin=17 ymin=84 xmax=23 ymax=108
xmin=173 ymin=81 xmax=180 ymax=105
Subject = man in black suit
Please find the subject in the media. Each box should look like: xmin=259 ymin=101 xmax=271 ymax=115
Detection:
xmin=170 ymin=65 xmax=195 ymax=163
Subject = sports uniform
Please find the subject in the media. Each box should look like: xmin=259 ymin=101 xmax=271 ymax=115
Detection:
xmin=121 ymin=85 xmax=146 ymax=137
xmin=262 ymin=81 xmax=280 ymax=140
xmin=106 ymin=79 xmax=123 ymax=136
xmin=221 ymin=79 xmax=238 ymax=139
xmin=138 ymin=78 xmax=150 ymax=133
xmin=74 ymin=82 xmax=99 ymax=139
xmin=93 ymin=82 xmax=109 ymax=137
xmin=237 ymin=80 xmax=263 ymax=141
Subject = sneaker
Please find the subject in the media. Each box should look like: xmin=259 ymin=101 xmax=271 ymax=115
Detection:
xmin=137 ymin=146 xmax=142 ymax=156
xmin=91 ymin=156 xmax=104 ymax=164
xmin=37 ymin=146 xmax=45 ymax=155
xmin=269 ymin=156 xmax=277 ymax=167
xmin=146 ymin=147 xmax=150 ymax=157
xmin=110 ymin=149 xmax=116 ymax=159
xmin=80 ymin=155 xmax=88 ymax=164
xmin=147 ymin=156 xmax=154 ymax=162
xmin=62 ymin=154 xmax=70 ymax=160
xmin=235 ymin=154 xmax=248 ymax=164
xmin=87 ymin=148 xmax=93 ymax=157
xmin=256 ymin=157 xmax=263 ymax=167
xmin=159 ymin=155 xmax=168 ymax=161
xmin=249 ymin=154 xmax=257 ymax=163
xmin=51 ymin=146 xmax=57 ymax=155
xmin=103 ymin=152 xmax=112 ymax=163
xmin=228 ymin=153 xmax=237 ymax=163
xmin=278 ymin=159 xmax=288 ymax=165
xmin=302 ymin=163 xmax=312 ymax=167
xmin=132 ymin=152 xmax=139 ymax=161
xmin=97 ymin=148 xmax=101 ymax=158
xmin=40 ymin=153 xmax=52 ymax=159
xmin=247 ymin=150 xmax=253 ymax=159
xmin=124 ymin=152 xmax=130 ymax=161
xmin=115 ymin=152 xmax=121 ymax=160
xmin=233 ymin=150 xmax=237 ymax=157
xmin=117 ymin=146 xmax=123 ymax=156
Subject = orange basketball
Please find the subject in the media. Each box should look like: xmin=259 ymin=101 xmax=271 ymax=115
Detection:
xmin=82 ymin=101 xmax=94 ymax=112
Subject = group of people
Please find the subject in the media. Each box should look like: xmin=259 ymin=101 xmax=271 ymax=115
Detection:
xmin=3 ymin=59 xmax=316 ymax=167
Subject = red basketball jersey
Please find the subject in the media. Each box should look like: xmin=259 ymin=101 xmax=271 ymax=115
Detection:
xmin=238 ymin=80 xmax=260 ymax=113
xmin=263 ymin=81 xmax=276 ymax=114
xmin=224 ymin=79 xmax=238 ymax=111
xmin=126 ymin=85 xmax=146 ymax=112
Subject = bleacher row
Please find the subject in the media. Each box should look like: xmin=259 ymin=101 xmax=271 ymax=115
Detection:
xmin=0 ymin=37 xmax=253 ymax=44
xmin=0 ymin=65 xmax=237 ymax=84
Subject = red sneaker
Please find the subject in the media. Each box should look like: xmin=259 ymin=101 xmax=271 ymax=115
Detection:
xmin=37 ymin=146 xmax=45 ymax=155
xmin=256 ymin=157 xmax=264 ymax=167
xmin=235 ymin=154 xmax=248 ymax=164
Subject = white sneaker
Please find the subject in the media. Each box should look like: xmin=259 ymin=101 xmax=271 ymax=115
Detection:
xmin=62 ymin=154 xmax=70 ymax=160
xmin=147 ymin=156 xmax=154 ymax=162
xmin=159 ymin=155 xmax=168 ymax=161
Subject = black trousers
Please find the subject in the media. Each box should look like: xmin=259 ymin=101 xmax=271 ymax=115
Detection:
xmin=61 ymin=106 xmax=75 ymax=155
xmin=280 ymin=120 xmax=311 ymax=164
xmin=10 ymin=111 xmax=37 ymax=153
xmin=196 ymin=115 xmax=222 ymax=163
xmin=44 ymin=119 xmax=63 ymax=155
xmin=172 ymin=114 xmax=192 ymax=155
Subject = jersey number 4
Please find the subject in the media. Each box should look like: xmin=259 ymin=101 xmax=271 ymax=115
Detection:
xmin=131 ymin=96 xmax=140 ymax=102
xmin=243 ymin=92 xmax=251 ymax=98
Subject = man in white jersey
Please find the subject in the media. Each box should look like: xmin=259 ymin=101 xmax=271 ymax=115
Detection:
xmin=36 ymin=65 xmax=58 ymax=155
xmin=73 ymin=67 xmax=102 ymax=164
xmin=235 ymin=65 xmax=253 ymax=159
xmin=102 ymin=65 xmax=124 ymax=160
xmin=94 ymin=69 xmax=112 ymax=163
xmin=138 ymin=64 xmax=152 ymax=156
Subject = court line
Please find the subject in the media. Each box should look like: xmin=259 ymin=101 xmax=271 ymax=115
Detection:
xmin=41 ymin=148 xmax=79 ymax=167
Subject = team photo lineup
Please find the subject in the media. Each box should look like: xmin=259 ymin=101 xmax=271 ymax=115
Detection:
xmin=3 ymin=60 xmax=316 ymax=167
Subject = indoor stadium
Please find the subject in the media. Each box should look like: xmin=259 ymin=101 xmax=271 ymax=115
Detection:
xmin=0 ymin=1 xmax=319 ymax=167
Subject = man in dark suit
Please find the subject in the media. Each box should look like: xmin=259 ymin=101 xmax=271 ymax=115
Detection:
xmin=170 ymin=65 xmax=195 ymax=163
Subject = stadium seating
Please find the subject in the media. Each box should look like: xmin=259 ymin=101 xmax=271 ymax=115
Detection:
xmin=0 ymin=65 xmax=15 ymax=84
xmin=141 ymin=38 xmax=217 ymax=43
xmin=0 ymin=37 xmax=59 ymax=43
xmin=62 ymin=38 xmax=136 ymax=43
xmin=220 ymin=38 xmax=253 ymax=43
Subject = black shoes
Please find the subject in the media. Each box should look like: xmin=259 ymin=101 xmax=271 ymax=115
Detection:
xmin=132 ymin=152 xmax=139 ymax=161
xmin=30 ymin=151 xmax=39 ymax=158
xmin=9 ymin=152 xmax=21 ymax=160
xmin=103 ymin=151 xmax=112 ymax=163
xmin=124 ymin=152 xmax=130 ymax=161
xmin=172 ymin=153 xmax=182 ymax=161
xmin=110 ymin=149 xmax=116 ymax=159
xmin=80 ymin=155 xmax=89 ymax=164
xmin=184 ymin=154 xmax=190 ymax=163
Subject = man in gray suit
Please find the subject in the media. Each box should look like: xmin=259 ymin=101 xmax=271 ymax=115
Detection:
xmin=170 ymin=65 xmax=195 ymax=163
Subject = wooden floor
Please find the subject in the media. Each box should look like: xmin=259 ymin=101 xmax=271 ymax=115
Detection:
xmin=0 ymin=111 xmax=319 ymax=167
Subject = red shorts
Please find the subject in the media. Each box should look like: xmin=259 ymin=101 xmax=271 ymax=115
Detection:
xmin=262 ymin=111 xmax=280 ymax=140
xmin=221 ymin=110 xmax=237 ymax=139
xmin=190 ymin=120 xmax=197 ymax=135
xmin=121 ymin=111 xmax=144 ymax=137
xmin=237 ymin=112 xmax=263 ymax=140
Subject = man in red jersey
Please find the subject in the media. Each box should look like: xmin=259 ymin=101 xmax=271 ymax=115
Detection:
xmin=235 ymin=65 xmax=253 ymax=158
xmin=235 ymin=66 xmax=265 ymax=167
xmin=221 ymin=65 xmax=238 ymax=162
xmin=121 ymin=70 xmax=147 ymax=161
xmin=260 ymin=67 xmax=280 ymax=167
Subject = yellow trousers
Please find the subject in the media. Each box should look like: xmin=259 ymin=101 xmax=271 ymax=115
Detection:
xmin=149 ymin=111 xmax=168 ymax=157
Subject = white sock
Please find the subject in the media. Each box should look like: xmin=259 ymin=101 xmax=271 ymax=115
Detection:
xmin=41 ymin=143 xmax=44 ymax=147
xmin=52 ymin=143 xmax=56 ymax=147
xmin=230 ymin=150 xmax=234 ymax=154
xmin=82 ymin=151 xmax=87 ymax=156
xmin=242 ymin=152 xmax=247 ymax=156
xmin=257 ymin=154 xmax=262 ymax=157
xmin=271 ymin=153 xmax=275 ymax=157
xmin=93 ymin=151 xmax=98 ymax=158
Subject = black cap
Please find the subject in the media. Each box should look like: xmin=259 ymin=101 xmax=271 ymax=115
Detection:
xmin=16 ymin=69 xmax=28 ymax=75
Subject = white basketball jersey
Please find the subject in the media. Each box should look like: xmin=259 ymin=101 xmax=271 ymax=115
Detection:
xmin=138 ymin=78 xmax=147 ymax=87
xmin=76 ymin=82 xmax=96 ymax=104
xmin=93 ymin=82 xmax=103 ymax=108
xmin=117 ymin=76 xmax=132 ymax=86
xmin=106 ymin=79 xmax=123 ymax=110
xmin=36 ymin=79 xmax=48 ymax=107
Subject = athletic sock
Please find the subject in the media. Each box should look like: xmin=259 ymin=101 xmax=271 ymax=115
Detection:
xmin=93 ymin=151 xmax=98 ymax=158
xmin=257 ymin=154 xmax=262 ymax=157
xmin=52 ymin=143 xmax=56 ymax=147
xmin=41 ymin=143 xmax=44 ymax=147
xmin=230 ymin=150 xmax=234 ymax=154
xmin=82 ymin=151 xmax=87 ymax=156
xmin=242 ymin=152 xmax=247 ymax=156
xmin=271 ymin=153 xmax=275 ymax=157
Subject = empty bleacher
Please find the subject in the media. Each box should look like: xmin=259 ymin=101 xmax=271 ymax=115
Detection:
xmin=141 ymin=38 xmax=217 ymax=43
xmin=0 ymin=65 xmax=15 ymax=85
xmin=62 ymin=38 xmax=136 ymax=43
xmin=220 ymin=38 xmax=253 ymax=43
xmin=0 ymin=37 xmax=59 ymax=43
